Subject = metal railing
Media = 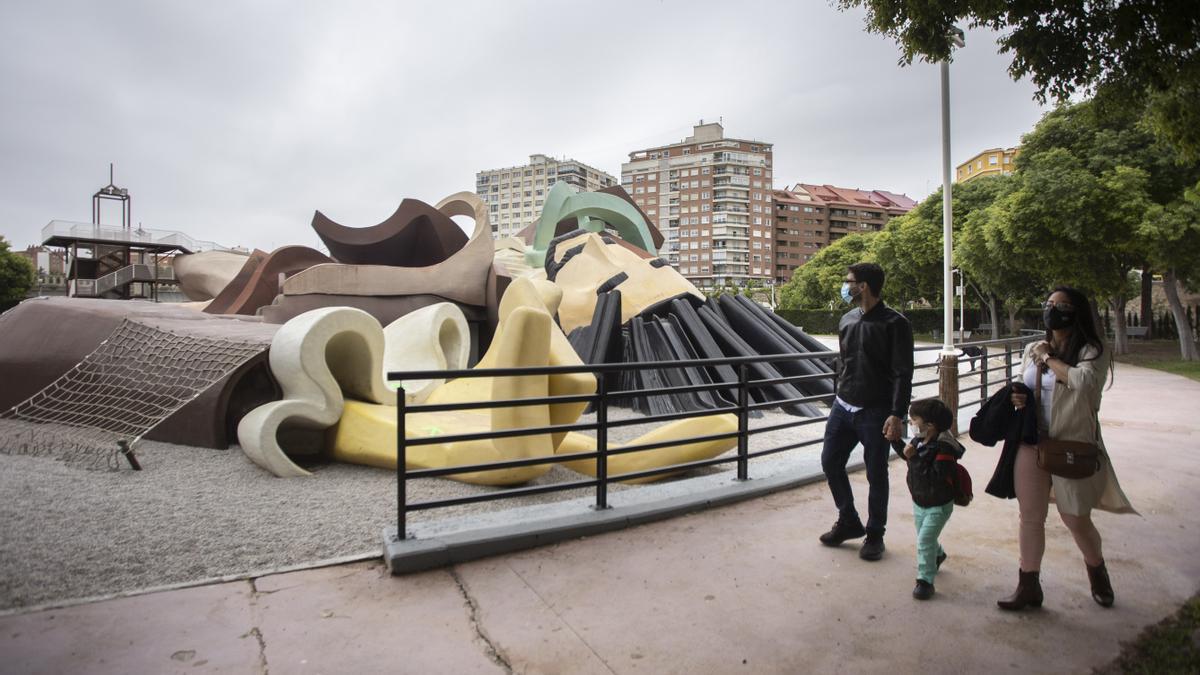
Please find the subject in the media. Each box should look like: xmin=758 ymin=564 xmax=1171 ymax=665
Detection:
xmin=388 ymin=334 xmax=1038 ymax=540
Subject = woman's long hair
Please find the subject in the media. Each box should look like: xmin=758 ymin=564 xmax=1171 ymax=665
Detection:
xmin=1044 ymin=285 xmax=1115 ymax=387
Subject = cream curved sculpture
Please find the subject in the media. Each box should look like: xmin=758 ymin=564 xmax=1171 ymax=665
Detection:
xmin=330 ymin=276 xmax=593 ymax=484
xmin=329 ymin=276 xmax=739 ymax=485
xmin=554 ymin=415 xmax=738 ymax=484
xmin=549 ymin=231 xmax=704 ymax=334
xmin=382 ymin=302 xmax=470 ymax=404
xmin=237 ymin=307 xmax=392 ymax=477
xmin=172 ymin=250 xmax=253 ymax=301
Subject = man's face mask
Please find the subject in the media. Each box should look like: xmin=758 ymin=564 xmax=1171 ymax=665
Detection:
xmin=841 ymin=281 xmax=860 ymax=304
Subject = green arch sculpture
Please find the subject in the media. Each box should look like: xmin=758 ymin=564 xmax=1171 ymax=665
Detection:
xmin=525 ymin=182 xmax=659 ymax=267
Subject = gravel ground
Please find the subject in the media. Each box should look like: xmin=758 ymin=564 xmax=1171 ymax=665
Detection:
xmin=0 ymin=344 xmax=999 ymax=612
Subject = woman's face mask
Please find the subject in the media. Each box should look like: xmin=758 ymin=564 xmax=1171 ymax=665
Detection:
xmin=1042 ymin=300 xmax=1076 ymax=330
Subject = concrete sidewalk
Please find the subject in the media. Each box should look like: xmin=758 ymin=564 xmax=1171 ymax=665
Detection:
xmin=2 ymin=363 xmax=1198 ymax=674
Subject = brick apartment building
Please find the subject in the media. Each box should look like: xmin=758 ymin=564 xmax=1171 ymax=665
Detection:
xmin=622 ymin=122 xmax=775 ymax=291
xmin=772 ymin=184 xmax=916 ymax=284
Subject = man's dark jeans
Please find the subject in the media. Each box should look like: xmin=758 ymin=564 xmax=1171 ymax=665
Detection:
xmin=821 ymin=402 xmax=891 ymax=535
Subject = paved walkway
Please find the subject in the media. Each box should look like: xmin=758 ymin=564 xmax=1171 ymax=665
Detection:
xmin=3 ymin=363 xmax=1198 ymax=674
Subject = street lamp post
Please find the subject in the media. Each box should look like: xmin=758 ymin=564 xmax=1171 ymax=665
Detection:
xmin=938 ymin=27 xmax=965 ymax=432
xmin=941 ymin=26 xmax=965 ymax=355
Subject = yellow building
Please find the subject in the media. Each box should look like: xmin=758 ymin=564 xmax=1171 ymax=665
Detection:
xmin=956 ymin=147 xmax=1018 ymax=183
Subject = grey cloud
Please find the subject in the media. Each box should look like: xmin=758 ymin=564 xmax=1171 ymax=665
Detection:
xmin=0 ymin=0 xmax=1045 ymax=251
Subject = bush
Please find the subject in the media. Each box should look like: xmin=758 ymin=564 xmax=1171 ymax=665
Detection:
xmin=776 ymin=307 xmax=1042 ymax=335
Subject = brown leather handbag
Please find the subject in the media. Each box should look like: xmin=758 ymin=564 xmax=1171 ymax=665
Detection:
xmin=1035 ymin=366 xmax=1102 ymax=479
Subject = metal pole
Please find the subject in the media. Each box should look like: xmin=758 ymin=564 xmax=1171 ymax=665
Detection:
xmin=595 ymin=376 xmax=609 ymax=510
xmin=396 ymin=386 xmax=407 ymax=540
xmin=940 ymin=58 xmax=955 ymax=357
xmin=737 ymin=363 xmax=748 ymax=481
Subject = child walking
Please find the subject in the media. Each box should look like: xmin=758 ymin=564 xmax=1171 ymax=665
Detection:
xmin=896 ymin=398 xmax=964 ymax=600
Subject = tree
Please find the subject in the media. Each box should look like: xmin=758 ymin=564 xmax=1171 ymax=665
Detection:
xmin=964 ymin=100 xmax=1200 ymax=354
xmin=1140 ymin=181 xmax=1200 ymax=360
xmin=873 ymin=175 xmax=1017 ymax=330
xmin=839 ymin=0 xmax=1200 ymax=159
xmin=778 ymin=233 xmax=875 ymax=309
xmin=0 ymin=237 xmax=35 ymax=303
xmin=956 ymin=183 xmax=1044 ymax=337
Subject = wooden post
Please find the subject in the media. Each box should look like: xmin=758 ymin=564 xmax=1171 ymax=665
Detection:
xmin=938 ymin=352 xmax=960 ymax=436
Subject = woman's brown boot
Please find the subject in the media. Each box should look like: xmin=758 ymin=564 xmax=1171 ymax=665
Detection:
xmin=1087 ymin=561 xmax=1114 ymax=607
xmin=997 ymin=569 xmax=1043 ymax=611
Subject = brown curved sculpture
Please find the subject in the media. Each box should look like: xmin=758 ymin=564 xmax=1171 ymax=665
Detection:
xmin=313 ymin=199 xmax=468 ymax=266
xmin=0 ymin=298 xmax=280 ymax=449
xmin=203 ymin=246 xmax=331 ymax=316
xmin=262 ymin=193 xmax=496 ymax=331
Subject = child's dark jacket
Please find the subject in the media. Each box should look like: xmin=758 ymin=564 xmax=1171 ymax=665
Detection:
xmin=894 ymin=430 xmax=964 ymax=508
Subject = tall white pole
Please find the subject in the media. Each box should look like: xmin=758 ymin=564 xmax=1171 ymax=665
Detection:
xmin=940 ymin=59 xmax=955 ymax=355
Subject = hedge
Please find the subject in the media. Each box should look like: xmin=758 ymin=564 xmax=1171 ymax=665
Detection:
xmin=775 ymin=307 xmax=1043 ymax=335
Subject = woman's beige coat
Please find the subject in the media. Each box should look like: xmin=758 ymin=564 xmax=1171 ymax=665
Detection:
xmin=1021 ymin=341 xmax=1136 ymax=516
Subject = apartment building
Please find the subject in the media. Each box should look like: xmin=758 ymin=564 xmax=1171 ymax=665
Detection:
xmin=475 ymin=154 xmax=618 ymax=238
xmin=621 ymin=122 xmax=774 ymax=291
xmin=956 ymin=147 xmax=1018 ymax=182
xmin=772 ymin=184 xmax=916 ymax=284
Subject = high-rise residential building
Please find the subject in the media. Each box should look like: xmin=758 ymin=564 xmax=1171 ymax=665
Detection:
xmin=622 ymin=122 xmax=774 ymax=291
xmin=955 ymin=147 xmax=1018 ymax=182
xmin=772 ymin=184 xmax=916 ymax=284
xmin=475 ymin=154 xmax=618 ymax=238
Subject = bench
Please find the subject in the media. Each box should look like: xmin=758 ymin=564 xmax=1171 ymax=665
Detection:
xmin=1126 ymin=326 xmax=1149 ymax=339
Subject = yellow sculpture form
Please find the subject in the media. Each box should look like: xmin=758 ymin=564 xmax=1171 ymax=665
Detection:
xmin=329 ymin=276 xmax=738 ymax=485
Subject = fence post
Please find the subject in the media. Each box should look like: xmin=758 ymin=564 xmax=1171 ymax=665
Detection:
xmin=595 ymin=375 xmax=609 ymax=510
xmin=1004 ymin=341 xmax=1014 ymax=382
xmin=980 ymin=345 xmax=989 ymax=406
xmin=737 ymin=362 xmax=749 ymax=481
xmin=938 ymin=352 xmax=960 ymax=436
xmin=396 ymin=385 xmax=407 ymax=541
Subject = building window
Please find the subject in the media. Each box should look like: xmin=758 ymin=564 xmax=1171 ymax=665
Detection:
xmin=989 ymin=155 xmax=998 ymax=165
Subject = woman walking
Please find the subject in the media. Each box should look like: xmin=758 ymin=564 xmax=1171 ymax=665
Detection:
xmin=1000 ymin=286 xmax=1135 ymax=610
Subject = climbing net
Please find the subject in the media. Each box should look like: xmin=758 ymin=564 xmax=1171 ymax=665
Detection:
xmin=0 ymin=319 xmax=267 ymax=470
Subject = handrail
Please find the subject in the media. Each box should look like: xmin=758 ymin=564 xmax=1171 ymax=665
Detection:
xmin=390 ymin=333 xmax=1039 ymax=540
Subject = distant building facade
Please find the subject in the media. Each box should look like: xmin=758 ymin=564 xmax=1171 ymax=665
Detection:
xmin=771 ymin=184 xmax=916 ymax=284
xmin=622 ymin=122 xmax=775 ymax=291
xmin=476 ymin=154 xmax=618 ymax=239
xmin=956 ymin=147 xmax=1018 ymax=183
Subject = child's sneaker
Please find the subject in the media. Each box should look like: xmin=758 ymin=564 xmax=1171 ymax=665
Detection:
xmin=913 ymin=579 xmax=935 ymax=600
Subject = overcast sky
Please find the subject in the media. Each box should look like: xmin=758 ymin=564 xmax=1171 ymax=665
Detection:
xmin=0 ymin=0 xmax=1046 ymax=252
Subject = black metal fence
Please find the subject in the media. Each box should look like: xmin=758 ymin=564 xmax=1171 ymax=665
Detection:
xmin=388 ymin=335 xmax=1036 ymax=540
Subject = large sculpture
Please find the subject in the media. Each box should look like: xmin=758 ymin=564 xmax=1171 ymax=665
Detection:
xmin=3 ymin=180 xmax=835 ymax=489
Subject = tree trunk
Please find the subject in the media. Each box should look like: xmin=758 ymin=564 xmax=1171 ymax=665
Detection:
xmin=1110 ymin=296 xmax=1129 ymax=355
xmin=1006 ymin=305 xmax=1021 ymax=336
xmin=1163 ymin=268 xmax=1199 ymax=361
xmin=1141 ymin=267 xmax=1154 ymax=340
xmin=988 ymin=295 xmax=1000 ymax=339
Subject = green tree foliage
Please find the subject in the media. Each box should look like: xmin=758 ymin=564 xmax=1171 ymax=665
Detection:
xmin=839 ymin=0 xmax=1200 ymax=159
xmin=1140 ymin=181 xmax=1200 ymax=359
xmin=873 ymin=175 xmax=1014 ymax=310
xmin=779 ymin=233 xmax=874 ymax=309
xmin=0 ymin=236 xmax=35 ymax=303
xmin=964 ymin=100 xmax=1200 ymax=353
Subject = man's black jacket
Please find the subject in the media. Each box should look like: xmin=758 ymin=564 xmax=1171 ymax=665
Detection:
xmin=835 ymin=302 xmax=914 ymax=418
xmin=968 ymin=382 xmax=1038 ymax=499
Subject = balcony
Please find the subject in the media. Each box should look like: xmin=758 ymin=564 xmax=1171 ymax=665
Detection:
xmin=42 ymin=220 xmax=229 ymax=253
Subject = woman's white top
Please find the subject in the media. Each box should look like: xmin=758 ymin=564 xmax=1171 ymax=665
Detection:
xmin=1022 ymin=359 xmax=1056 ymax=429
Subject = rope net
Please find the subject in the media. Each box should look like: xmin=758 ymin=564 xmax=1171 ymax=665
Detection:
xmin=0 ymin=319 xmax=266 ymax=470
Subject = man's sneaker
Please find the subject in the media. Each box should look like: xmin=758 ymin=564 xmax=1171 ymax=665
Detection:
xmin=913 ymin=579 xmax=935 ymax=600
xmin=936 ymin=551 xmax=948 ymax=569
xmin=818 ymin=520 xmax=866 ymax=546
xmin=859 ymin=533 xmax=885 ymax=561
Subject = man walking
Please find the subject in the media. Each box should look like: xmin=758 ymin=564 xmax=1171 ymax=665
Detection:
xmin=819 ymin=262 xmax=914 ymax=560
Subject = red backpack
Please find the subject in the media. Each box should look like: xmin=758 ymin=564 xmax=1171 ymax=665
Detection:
xmin=936 ymin=452 xmax=973 ymax=506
